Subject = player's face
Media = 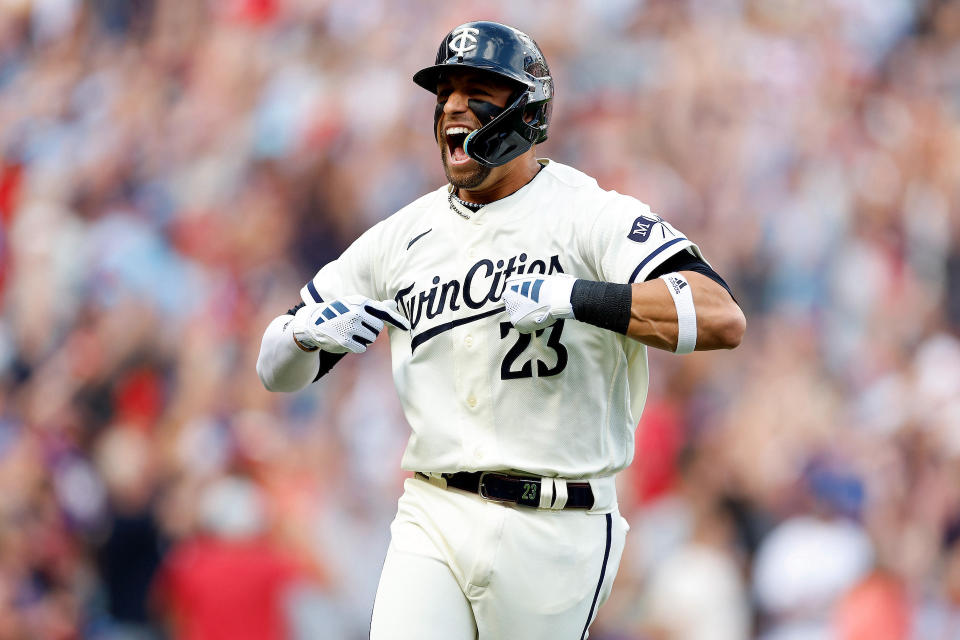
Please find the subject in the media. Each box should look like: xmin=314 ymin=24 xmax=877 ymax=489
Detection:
xmin=435 ymin=71 xmax=515 ymax=189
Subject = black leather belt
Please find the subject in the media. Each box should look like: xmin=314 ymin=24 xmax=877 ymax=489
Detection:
xmin=416 ymin=471 xmax=595 ymax=510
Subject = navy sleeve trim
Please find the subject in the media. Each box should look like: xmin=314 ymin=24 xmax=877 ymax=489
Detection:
xmin=628 ymin=238 xmax=685 ymax=283
xmin=306 ymin=281 xmax=323 ymax=303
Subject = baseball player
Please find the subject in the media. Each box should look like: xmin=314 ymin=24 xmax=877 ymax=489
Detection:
xmin=257 ymin=21 xmax=745 ymax=640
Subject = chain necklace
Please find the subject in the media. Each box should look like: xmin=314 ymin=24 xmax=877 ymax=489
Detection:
xmin=448 ymin=190 xmax=485 ymax=220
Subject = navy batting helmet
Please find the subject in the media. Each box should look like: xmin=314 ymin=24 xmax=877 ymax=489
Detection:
xmin=413 ymin=21 xmax=553 ymax=167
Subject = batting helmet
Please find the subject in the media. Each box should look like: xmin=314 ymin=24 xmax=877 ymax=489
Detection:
xmin=413 ymin=21 xmax=553 ymax=167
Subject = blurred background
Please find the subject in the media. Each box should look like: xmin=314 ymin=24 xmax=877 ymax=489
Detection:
xmin=0 ymin=0 xmax=959 ymax=638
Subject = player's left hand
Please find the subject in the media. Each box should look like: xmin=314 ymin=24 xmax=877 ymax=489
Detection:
xmin=503 ymin=274 xmax=577 ymax=333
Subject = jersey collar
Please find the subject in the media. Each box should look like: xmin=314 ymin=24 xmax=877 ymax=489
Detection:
xmin=446 ymin=159 xmax=551 ymax=224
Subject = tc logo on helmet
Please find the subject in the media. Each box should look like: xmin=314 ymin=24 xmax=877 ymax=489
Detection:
xmin=449 ymin=27 xmax=480 ymax=56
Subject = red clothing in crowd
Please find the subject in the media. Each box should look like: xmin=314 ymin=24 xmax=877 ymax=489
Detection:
xmin=154 ymin=536 xmax=303 ymax=640
xmin=834 ymin=571 xmax=911 ymax=640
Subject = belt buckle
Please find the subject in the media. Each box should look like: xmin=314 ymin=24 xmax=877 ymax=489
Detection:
xmin=477 ymin=472 xmax=511 ymax=503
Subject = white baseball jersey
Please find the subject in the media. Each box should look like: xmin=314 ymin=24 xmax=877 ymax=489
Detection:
xmin=300 ymin=159 xmax=702 ymax=479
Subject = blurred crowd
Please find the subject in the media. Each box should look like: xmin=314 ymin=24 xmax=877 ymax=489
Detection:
xmin=0 ymin=0 xmax=959 ymax=638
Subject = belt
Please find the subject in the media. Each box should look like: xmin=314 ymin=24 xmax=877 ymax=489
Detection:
xmin=415 ymin=471 xmax=595 ymax=510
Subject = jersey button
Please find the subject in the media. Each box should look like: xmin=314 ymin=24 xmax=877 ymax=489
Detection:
xmin=467 ymin=395 xmax=477 ymax=408
xmin=467 ymin=248 xmax=476 ymax=259
xmin=464 ymin=335 xmax=473 ymax=348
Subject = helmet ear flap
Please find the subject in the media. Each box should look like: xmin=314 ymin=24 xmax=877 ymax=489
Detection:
xmin=530 ymin=101 xmax=550 ymax=143
xmin=523 ymin=101 xmax=546 ymax=126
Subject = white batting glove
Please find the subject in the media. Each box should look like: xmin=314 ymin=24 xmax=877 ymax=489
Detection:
xmin=290 ymin=296 xmax=410 ymax=354
xmin=503 ymin=274 xmax=577 ymax=333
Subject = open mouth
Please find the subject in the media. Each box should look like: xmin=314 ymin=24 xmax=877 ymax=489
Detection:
xmin=445 ymin=126 xmax=475 ymax=165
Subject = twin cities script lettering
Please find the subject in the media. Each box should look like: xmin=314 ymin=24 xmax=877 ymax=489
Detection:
xmin=396 ymin=252 xmax=564 ymax=332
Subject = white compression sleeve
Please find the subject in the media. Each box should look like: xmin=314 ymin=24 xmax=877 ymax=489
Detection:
xmin=256 ymin=314 xmax=322 ymax=392
xmin=659 ymin=272 xmax=697 ymax=354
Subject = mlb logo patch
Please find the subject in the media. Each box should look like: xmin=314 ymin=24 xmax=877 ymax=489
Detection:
xmin=628 ymin=215 xmax=659 ymax=243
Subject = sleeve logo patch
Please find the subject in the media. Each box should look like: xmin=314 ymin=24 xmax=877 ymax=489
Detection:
xmin=628 ymin=215 xmax=661 ymax=243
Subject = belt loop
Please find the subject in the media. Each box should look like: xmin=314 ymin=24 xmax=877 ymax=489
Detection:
xmin=538 ymin=477 xmax=554 ymax=509
xmin=552 ymin=479 xmax=568 ymax=510
xmin=416 ymin=472 xmax=447 ymax=490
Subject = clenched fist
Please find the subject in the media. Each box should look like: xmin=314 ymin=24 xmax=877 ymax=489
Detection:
xmin=290 ymin=296 xmax=410 ymax=353
xmin=502 ymin=274 xmax=577 ymax=333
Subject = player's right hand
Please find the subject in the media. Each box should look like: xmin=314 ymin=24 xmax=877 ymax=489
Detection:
xmin=290 ymin=296 xmax=410 ymax=354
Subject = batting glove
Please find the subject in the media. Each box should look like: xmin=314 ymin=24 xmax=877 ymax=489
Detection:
xmin=503 ymin=274 xmax=577 ymax=333
xmin=290 ymin=296 xmax=410 ymax=354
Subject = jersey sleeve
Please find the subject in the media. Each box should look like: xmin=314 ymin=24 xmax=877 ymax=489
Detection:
xmin=300 ymin=222 xmax=386 ymax=305
xmin=584 ymin=194 xmax=705 ymax=284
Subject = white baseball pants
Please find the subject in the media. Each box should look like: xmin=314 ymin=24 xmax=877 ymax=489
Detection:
xmin=369 ymin=476 xmax=628 ymax=640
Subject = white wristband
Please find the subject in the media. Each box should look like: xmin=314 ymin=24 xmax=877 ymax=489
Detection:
xmin=660 ymin=273 xmax=697 ymax=354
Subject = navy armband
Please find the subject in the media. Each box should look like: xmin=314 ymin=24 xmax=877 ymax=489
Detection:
xmin=646 ymin=250 xmax=736 ymax=303
xmin=570 ymin=280 xmax=633 ymax=334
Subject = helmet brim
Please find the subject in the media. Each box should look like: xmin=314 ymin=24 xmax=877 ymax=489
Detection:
xmin=413 ymin=62 xmax=531 ymax=95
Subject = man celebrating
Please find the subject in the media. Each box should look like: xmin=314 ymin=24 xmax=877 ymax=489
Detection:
xmin=257 ymin=21 xmax=745 ymax=640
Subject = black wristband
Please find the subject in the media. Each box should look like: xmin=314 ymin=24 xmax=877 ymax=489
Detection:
xmin=570 ymin=280 xmax=633 ymax=334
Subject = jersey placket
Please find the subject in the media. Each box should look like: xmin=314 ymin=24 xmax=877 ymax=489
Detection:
xmin=454 ymin=217 xmax=498 ymax=470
